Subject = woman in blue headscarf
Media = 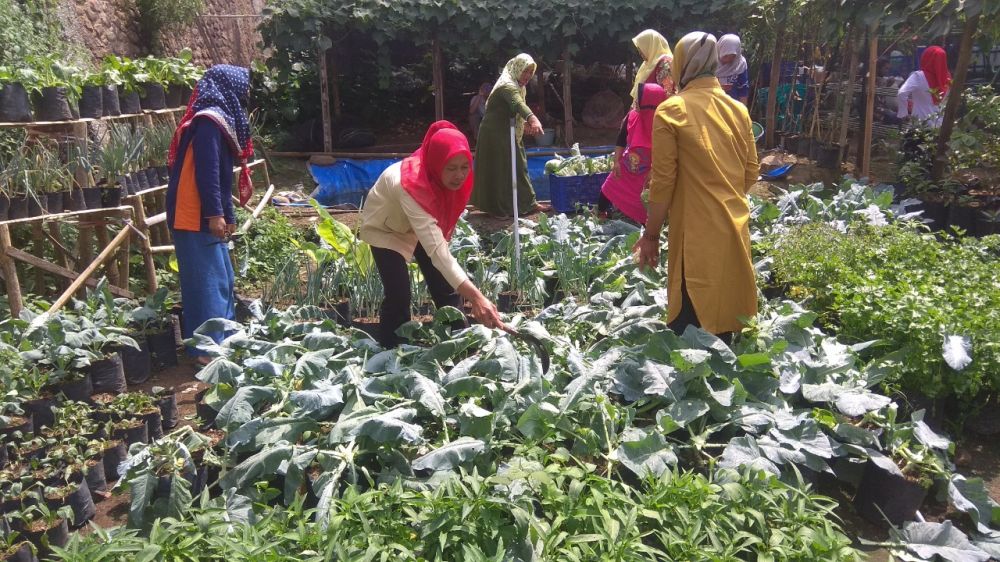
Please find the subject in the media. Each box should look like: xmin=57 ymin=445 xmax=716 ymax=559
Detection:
xmin=165 ymin=64 xmax=254 ymax=364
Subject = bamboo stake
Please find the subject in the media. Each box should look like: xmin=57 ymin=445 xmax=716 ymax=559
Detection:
xmin=32 ymin=223 xmax=46 ymax=290
xmin=0 ymin=225 xmax=24 ymax=318
xmin=432 ymin=39 xmax=445 ymax=121
xmin=238 ymin=184 xmax=276 ymax=235
xmin=860 ymin=27 xmax=878 ymax=178
xmin=47 ymin=222 xmax=70 ymax=291
xmin=765 ymin=0 xmax=789 ymax=148
xmin=562 ymin=51 xmax=574 ymax=146
xmin=838 ymin=31 xmax=861 ymax=158
xmin=46 ymin=224 xmax=132 ymax=315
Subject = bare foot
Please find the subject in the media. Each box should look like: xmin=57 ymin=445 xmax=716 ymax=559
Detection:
xmin=195 ymin=356 xmax=213 ymax=366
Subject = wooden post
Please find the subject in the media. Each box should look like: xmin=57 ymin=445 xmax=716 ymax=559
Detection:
xmin=765 ymin=0 xmax=789 ymax=148
xmin=118 ymin=222 xmax=131 ymax=291
xmin=47 ymin=223 xmax=69 ymax=291
xmin=72 ymin=121 xmax=90 ymax=189
xmin=0 ymin=225 xmax=23 ymax=318
xmin=562 ymin=51 xmax=574 ymax=146
xmin=94 ymin=222 xmax=119 ymax=288
xmin=330 ymin=50 xmax=342 ymax=121
xmin=432 ymin=39 xmax=445 ymax=121
xmin=78 ymin=226 xmax=93 ymax=266
xmin=838 ymin=30 xmax=860 ymax=156
xmin=129 ymin=196 xmax=159 ymax=293
xmin=931 ymin=13 xmax=980 ymax=182
xmin=32 ymin=223 xmax=46 ymax=291
xmin=47 ymin=225 xmax=133 ymax=315
xmin=860 ymin=27 xmax=878 ymax=178
xmin=318 ymin=44 xmax=334 ymax=153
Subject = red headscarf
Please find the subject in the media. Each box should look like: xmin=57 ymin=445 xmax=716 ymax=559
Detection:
xmin=920 ymin=46 xmax=951 ymax=105
xmin=400 ymin=121 xmax=473 ymax=240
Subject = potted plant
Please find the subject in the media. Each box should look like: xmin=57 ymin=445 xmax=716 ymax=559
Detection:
xmin=0 ymin=532 xmax=37 ymax=562
xmin=63 ymin=142 xmax=90 ymax=212
xmin=19 ymin=316 xmax=97 ymax=403
xmin=134 ymin=57 xmax=167 ymax=111
xmin=102 ymin=56 xmax=142 ymax=115
xmin=8 ymin=499 xmax=72 ymax=554
xmin=121 ymin=426 xmax=214 ymax=528
xmin=162 ymin=49 xmax=200 ymax=107
xmin=40 ymin=472 xmax=94 ymax=529
xmin=854 ymin=409 xmax=951 ymax=526
xmin=97 ymin=67 xmax=123 ymax=117
xmin=27 ymin=143 xmax=70 ymax=216
xmin=975 ymin=205 xmax=1000 ymax=236
xmin=133 ymin=288 xmax=178 ymax=372
xmin=76 ymin=70 xmax=104 ymax=120
xmin=0 ymin=65 xmax=34 ymax=122
xmin=0 ymin=402 xmax=32 ymax=442
xmin=151 ymin=386 xmax=178 ymax=432
xmin=25 ymin=58 xmax=79 ymax=122
xmin=108 ymin=416 xmax=148 ymax=448
xmin=109 ymin=392 xmax=162 ymax=441
xmin=144 ymin=123 xmax=173 ymax=187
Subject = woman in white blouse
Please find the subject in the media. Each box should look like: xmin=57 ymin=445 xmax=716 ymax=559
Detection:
xmin=897 ymin=46 xmax=952 ymax=128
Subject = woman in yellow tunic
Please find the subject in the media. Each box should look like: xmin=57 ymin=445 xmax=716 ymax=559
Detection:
xmin=634 ymin=31 xmax=760 ymax=342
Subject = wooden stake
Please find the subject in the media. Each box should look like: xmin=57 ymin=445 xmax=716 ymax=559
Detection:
xmin=32 ymin=223 xmax=46 ymax=291
xmin=330 ymin=51 xmax=342 ymax=121
xmin=47 ymin=224 xmax=132 ymax=315
xmin=432 ymin=39 xmax=445 ymax=121
xmin=0 ymin=225 xmax=23 ymax=318
xmin=238 ymin=183 xmax=276 ymax=235
xmin=838 ymin=30 xmax=860 ymax=157
xmin=765 ymin=0 xmax=789 ymax=148
xmin=562 ymin=51 xmax=574 ymax=146
xmin=128 ymin=196 xmax=158 ymax=294
xmin=860 ymin=27 xmax=878 ymax=178
xmin=319 ymin=44 xmax=334 ymax=153
xmin=931 ymin=13 xmax=980 ymax=182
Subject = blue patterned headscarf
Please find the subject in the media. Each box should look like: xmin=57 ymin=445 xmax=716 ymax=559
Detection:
xmin=169 ymin=64 xmax=255 ymax=205
xmin=189 ymin=65 xmax=251 ymax=153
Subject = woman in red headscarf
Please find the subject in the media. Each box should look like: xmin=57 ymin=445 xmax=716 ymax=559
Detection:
xmin=360 ymin=121 xmax=508 ymax=347
xmin=897 ymin=46 xmax=952 ymax=128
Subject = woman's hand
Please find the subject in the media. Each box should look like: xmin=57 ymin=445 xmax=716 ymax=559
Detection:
xmin=632 ymin=229 xmax=660 ymax=271
xmin=525 ymin=115 xmax=544 ymax=136
xmin=458 ymin=281 xmax=510 ymax=331
xmin=208 ymin=216 xmax=227 ymax=239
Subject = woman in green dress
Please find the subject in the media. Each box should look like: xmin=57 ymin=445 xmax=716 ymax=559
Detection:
xmin=470 ymin=54 xmax=545 ymax=217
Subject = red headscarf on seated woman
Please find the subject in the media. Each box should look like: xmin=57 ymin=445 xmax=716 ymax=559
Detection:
xmin=400 ymin=121 xmax=474 ymax=240
xmin=920 ymin=46 xmax=951 ymax=105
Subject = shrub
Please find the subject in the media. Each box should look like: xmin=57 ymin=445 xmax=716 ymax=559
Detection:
xmin=770 ymin=223 xmax=1000 ymax=400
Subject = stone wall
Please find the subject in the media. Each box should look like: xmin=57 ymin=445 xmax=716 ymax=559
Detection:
xmin=59 ymin=0 xmax=264 ymax=65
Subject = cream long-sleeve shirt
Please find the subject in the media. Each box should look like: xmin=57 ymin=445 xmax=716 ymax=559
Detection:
xmin=359 ymin=162 xmax=469 ymax=289
xmin=897 ymin=71 xmax=943 ymax=127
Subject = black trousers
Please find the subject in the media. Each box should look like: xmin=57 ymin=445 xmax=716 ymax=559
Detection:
xmin=371 ymin=244 xmax=463 ymax=347
xmin=668 ymin=279 xmax=733 ymax=346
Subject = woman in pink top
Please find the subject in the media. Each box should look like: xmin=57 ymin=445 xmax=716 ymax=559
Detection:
xmin=597 ymin=83 xmax=667 ymax=224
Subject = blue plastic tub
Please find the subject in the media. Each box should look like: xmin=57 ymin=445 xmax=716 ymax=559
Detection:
xmin=550 ymin=173 xmax=608 ymax=213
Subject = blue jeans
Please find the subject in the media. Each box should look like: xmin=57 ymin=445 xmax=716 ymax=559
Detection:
xmin=171 ymin=229 xmax=236 ymax=357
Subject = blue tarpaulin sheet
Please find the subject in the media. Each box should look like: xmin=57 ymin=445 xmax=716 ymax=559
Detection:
xmin=308 ymin=146 xmax=615 ymax=208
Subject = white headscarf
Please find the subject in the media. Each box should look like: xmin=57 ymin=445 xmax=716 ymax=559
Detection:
xmin=631 ymin=29 xmax=673 ymax=103
xmin=674 ymin=32 xmax=720 ymax=91
xmin=716 ymin=34 xmax=748 ymax=79
xmin=491 ymin=53 xmax=536 ymax=140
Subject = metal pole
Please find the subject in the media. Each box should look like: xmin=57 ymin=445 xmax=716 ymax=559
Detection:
xmin=510 ymin=119 xmax=521 ymax=288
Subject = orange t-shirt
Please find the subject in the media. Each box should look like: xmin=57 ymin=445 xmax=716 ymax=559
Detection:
xmin=173 ymin=145 xmax=202 ymax=231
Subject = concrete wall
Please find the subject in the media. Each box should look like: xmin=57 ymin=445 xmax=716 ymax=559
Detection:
xmin=59 ymin=0 xmax=264 ymax=65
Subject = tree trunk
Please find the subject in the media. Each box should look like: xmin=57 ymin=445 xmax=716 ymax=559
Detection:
xmin=432 ymin=39 xmax=445 ymax=121
xmin=765 ymin=0 xmax=789 ymax=148
xmin=931 ymin=13 xmax=980 ymax=182
xmin=860 ymin=28 xmax=878 ymax=178
xmin=563 ymin=51 xmax=574 ymax=146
